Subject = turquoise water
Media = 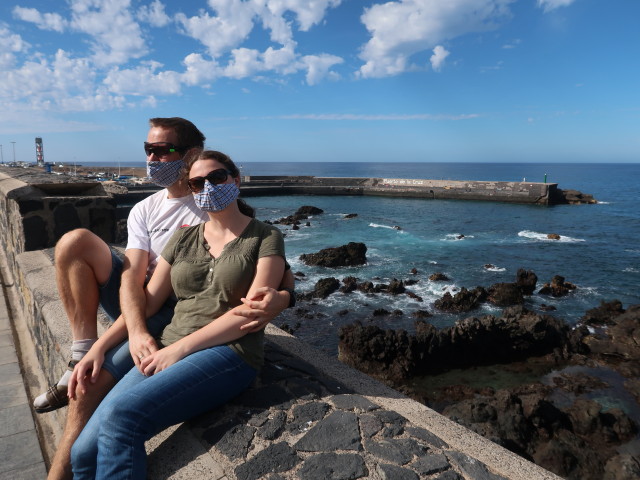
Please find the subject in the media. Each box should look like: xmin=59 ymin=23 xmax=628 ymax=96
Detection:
xmin=238 ymin=162 xmax=640 ymax=355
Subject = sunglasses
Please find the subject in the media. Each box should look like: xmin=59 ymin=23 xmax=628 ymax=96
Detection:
xmin=187 ymin=168 xmax=233 ymax=193
xmin=144 ymin=142 xmax=185 ymax=158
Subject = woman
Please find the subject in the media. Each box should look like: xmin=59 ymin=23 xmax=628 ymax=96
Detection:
xmin=70 ymin=150 xmax=286 ymax=479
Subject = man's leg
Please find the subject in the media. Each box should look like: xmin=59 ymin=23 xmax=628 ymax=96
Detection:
xmin=47 ymin=369 xmax=117 ymax=480
xmin=34 ymin=229 xmax=115 ymax=412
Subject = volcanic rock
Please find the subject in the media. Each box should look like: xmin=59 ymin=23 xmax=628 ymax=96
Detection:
xmin=515 ymin=268 xmax=538 ymax=295
xmin=434 ymin=287 xmax=487 ymax=313
xmin=300 ymin=242 xmax=367 ymax=268
xmin=487 ymin=283 xmax=524 ymax=306
xmin=538 ymin=275 xmax=577 ymax=297
xmin=296 ymin=205 xmax=324 ymax=215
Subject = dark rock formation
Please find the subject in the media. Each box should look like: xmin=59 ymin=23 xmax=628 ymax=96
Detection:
xmin=434 ymin=287 xmax=487 ymax=313
xmin=557 ymin=189 xmax=598 ymax=205
xmin=296 ymin=206 xmax=324 ymax=215
xmin=581 ymin=299 xmax=625 ymax=326
xmin=429 ymin=272 xmax=449 ymax=281
xmin=487 ymin=283 xmax=524 ymax=307
xmin=344 ymin=213 xmax=358 ymax=219
xmin=538 ymin=275 xmax=577 ymax=297
xmin=338 ymin=305 xmax=572 ymax=380
xmin=300 ymin=242 xmax=367 ymax=268
xmin=303 ymin=277 xmax=341 ymax=299
xmin=515 ymin=268 xmax=538 ymax=295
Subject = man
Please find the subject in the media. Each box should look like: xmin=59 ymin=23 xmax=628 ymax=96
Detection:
xmin=38 ymin=117 xmax=294 ymax=480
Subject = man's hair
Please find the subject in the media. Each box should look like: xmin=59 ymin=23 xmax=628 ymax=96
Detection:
xmin=149 ymin=117 xmax=206 ymax=149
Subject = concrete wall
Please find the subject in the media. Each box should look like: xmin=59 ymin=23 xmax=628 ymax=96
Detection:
xmin=0 ymin=168 xmax=116 ymax=281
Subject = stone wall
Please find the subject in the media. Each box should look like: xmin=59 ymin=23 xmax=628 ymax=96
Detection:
xmin=0 ymin=167 xmax=116 ymax=282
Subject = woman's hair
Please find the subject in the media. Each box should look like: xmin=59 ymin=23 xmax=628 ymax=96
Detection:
xmin=187 ymin=150 xmax=255 ymax=218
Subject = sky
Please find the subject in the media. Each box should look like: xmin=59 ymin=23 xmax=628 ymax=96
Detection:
xmin=0 ymin=0 xmax=639 ymax=166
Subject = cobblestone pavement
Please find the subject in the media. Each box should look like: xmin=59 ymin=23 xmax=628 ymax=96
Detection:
xmin=187 ymin=341 xmax=509 ymax=480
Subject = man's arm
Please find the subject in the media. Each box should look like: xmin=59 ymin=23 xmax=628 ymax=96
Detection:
xmin=120 ymin=248 xmax=158 ymax=369
xmin=238 ymin=266 xmax=296 ymax=332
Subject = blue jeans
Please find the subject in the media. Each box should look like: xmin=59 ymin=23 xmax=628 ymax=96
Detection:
xmin=71 ymin=345 xmax=257 ymax=479
xmin=99 ymin=250 xmax=175 ymax=381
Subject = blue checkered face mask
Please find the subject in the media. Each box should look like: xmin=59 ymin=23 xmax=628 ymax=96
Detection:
xmin=193 ymin=181 xmax=240 ymax=212
xmin=146 ymin=159 xmax=185 ymax=187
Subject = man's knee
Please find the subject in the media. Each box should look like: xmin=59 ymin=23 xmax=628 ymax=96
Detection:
xmin=54 ymin=228 xmax=113 ymax=282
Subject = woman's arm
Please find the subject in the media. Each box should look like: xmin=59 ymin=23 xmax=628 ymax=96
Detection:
xmin=140 ymin=255 xmax=285 ymax=375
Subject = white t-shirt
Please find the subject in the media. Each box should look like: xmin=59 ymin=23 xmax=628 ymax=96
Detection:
xmin=126 ymin=189 xmax=208 ymax=276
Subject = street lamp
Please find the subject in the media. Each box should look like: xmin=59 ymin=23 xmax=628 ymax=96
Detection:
xmin=0 ymin=144 xmax=3 ymax=164
xmin=11 ymin=141 xmax=16 ymax=163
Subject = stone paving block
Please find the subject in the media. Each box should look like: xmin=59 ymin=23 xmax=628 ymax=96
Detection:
xmin=0 ymin=361 xmax=21 ymax=387
xmin=0 ymin=430 xmax=44 ymax=475
xmin=0 ymin=382 xmax=27 ymax=409
xmin=0 ymin=345 xmax=18 ymax=365
xmin=0 ymin=461 xmax=47 ymax=480
xmin=0 ymin=403 xmax=35 ymax=437
xmin=0 ymin=332 xmax=13 ymax=348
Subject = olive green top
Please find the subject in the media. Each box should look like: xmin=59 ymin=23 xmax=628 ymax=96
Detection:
xmin=159 ymin=218 xmax=285 ymax=369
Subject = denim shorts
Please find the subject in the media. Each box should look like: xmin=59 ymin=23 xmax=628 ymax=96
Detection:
xmin=98 ymin=249 xmax=175 ymax=381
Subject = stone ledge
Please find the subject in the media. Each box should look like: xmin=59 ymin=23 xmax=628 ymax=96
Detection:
xmin=14 ymin=249 xmax=560 ymax=480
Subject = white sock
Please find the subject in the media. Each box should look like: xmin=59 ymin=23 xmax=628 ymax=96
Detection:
xmin=33 ymin=338 xmax=96 ymax=409
xmin=57 ymin=338 xmax=96 ymax=387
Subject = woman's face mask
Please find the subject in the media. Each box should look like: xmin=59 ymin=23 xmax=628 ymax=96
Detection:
xmin=193 ymin=181 xmax=240 ymax=212
xmin=146 ymin=159 xmax=184 ymax=187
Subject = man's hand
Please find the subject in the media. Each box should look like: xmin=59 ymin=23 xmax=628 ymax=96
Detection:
xmin=68 ymin=346 xmax=105 ymax=399
xmin=129 ymin=331 xmax=160 ymax=372
xmin=238 ymin=287 xmax=288 ymax=333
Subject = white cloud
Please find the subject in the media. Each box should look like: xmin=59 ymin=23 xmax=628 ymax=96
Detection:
xmin=301 ymin=54 xmax=343 ymax=85
xmin=0 ymin=24 xmax=29 ymax=69
xmin=137 ymin=0 xmax=171 ymax=27
xmin=103 ymin=62 xmax=183 ymax=95
xmin=430 ymin=45 xmax=449 ymax=72
xmin=68 ymin=0 xmax=148 ymax=66
xmin=13 ymin=7 xmax=67 ymax=32
xmin=176 ymin=2 xmax=256 ymax=58
xmin=182 ymin=53 xmax=220 ymax=86
xmin=537 ymin=0 xmax=577 ymax=13
xmin=358 ymin=0 xmax=514 ymax=78
xmin=3 ymin=0 xmax=345 ymax=115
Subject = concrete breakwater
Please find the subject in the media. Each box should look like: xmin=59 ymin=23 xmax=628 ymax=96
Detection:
xmin=121 ymin=175 xmax=595 ymax=208
xmin=240 ymin=176 xmax=565 ymax=205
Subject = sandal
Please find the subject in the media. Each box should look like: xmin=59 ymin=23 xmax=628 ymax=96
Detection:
xmin=34 ymin=359 xmax=78 ymax=414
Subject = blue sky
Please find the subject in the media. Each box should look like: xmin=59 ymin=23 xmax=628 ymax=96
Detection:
xmin=1 ymin=0 xmax=638 ymax=165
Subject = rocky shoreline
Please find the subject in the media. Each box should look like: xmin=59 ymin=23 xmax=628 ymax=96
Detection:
xmin=269 ymin=206 xmax=640 ymax=480
xmin=330 ymin=285 xmax=640 ymax=479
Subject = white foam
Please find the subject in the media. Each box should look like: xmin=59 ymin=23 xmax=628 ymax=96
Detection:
xmin=369 ymin=222 xmax=404 ymax=232
xmin=518 ymin=230 xmax=585 ymax=243
xmin=443 ymin=233 xmax=474 ymax=241
xmin=484 ymin=265 xmax=506 ymax=272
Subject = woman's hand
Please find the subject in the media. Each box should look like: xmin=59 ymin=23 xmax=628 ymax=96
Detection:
xmin=68 ymin=345 xmax=106 ymax=399
xmin=139 ymin=343 xmax=185 ymax=376
xmin=237 ymin=287 xmax=288 ymax=332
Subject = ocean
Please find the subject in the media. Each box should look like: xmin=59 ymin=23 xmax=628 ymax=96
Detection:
xmin=98 ymin=161 xmax=640 ymax=356
xmin=239 ymin=162 xmax=640 ymax=356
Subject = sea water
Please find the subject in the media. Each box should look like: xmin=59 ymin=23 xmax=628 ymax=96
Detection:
xmin=103 ymin=161 xmax=640 ymax=355
xmin=238 ymin=162 xmax=640 ymax=355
